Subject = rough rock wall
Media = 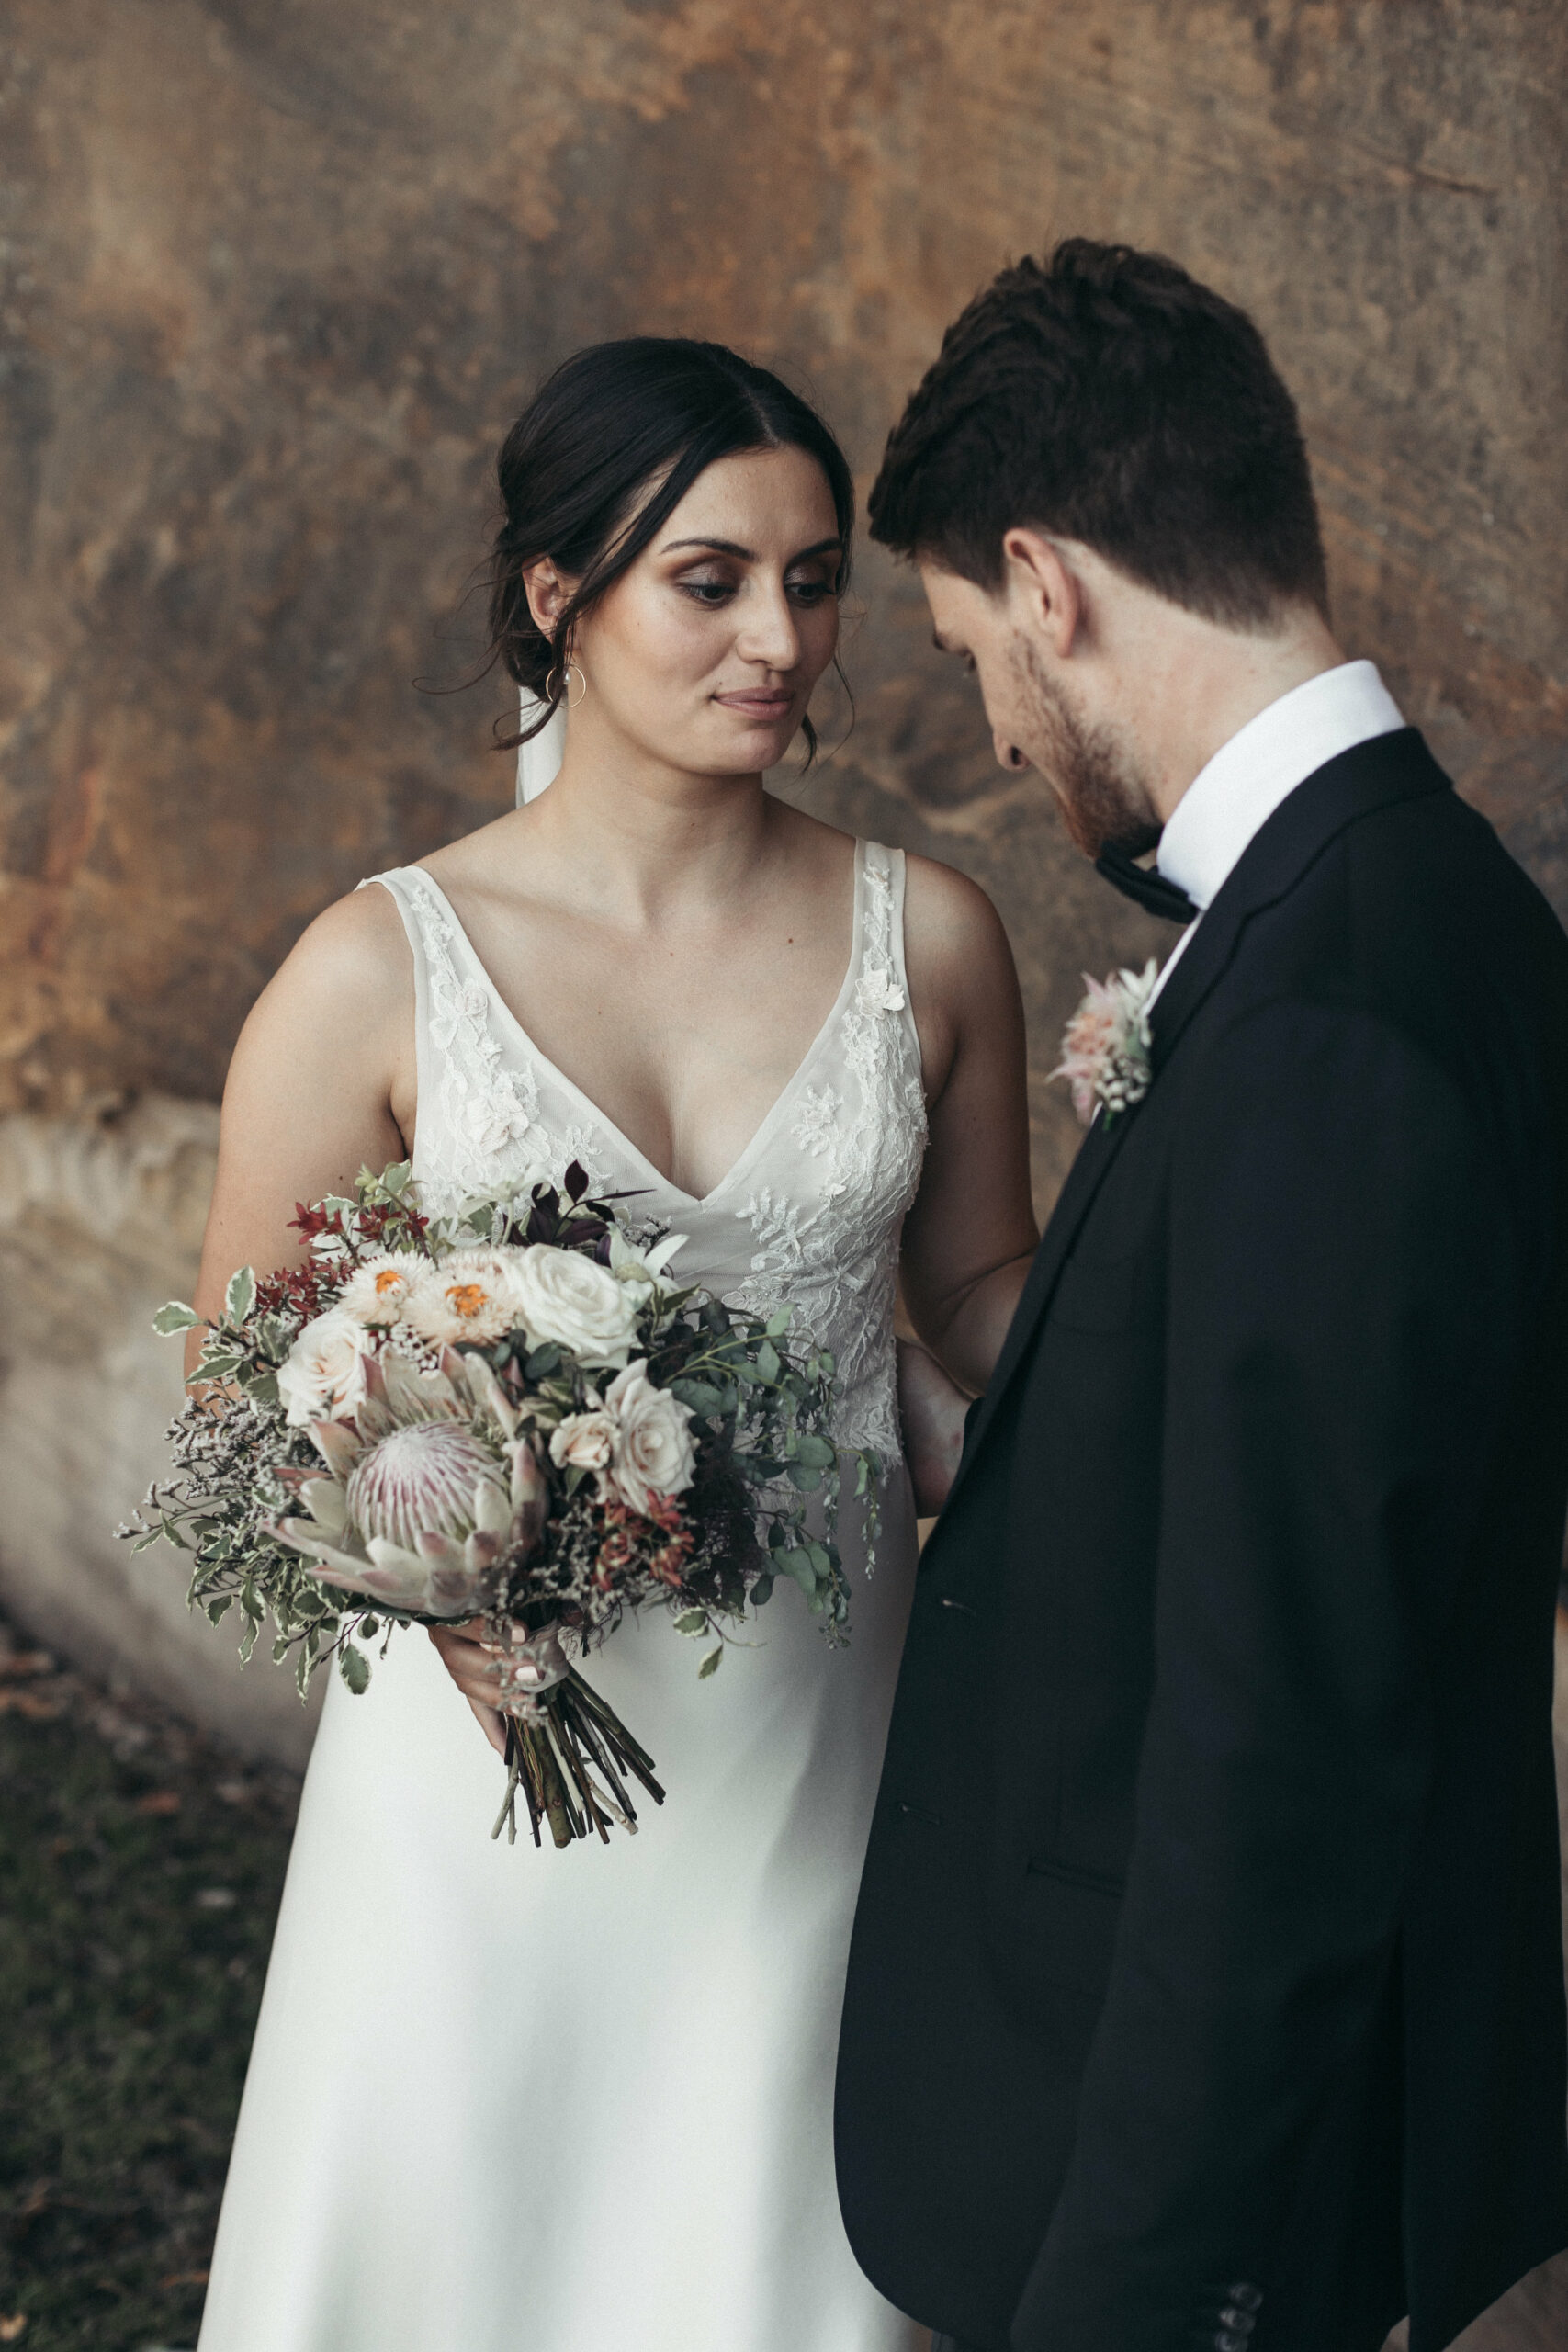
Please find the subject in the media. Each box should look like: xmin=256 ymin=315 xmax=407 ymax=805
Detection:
xmin=0 ymin=1098 xmax=321 ymax=1761
xmin=1 ymin=0 xmax=1564 ymax=1738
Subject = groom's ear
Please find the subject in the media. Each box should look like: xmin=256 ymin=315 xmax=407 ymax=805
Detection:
xmin=1000 ymin=528 xmax=1082 ymax=662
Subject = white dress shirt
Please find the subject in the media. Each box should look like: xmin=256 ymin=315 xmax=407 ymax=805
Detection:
xmin=1146 ymin=660 xmax=1406 ymax=1009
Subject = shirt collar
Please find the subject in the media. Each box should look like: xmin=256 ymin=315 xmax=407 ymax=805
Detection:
xmin=1156 ymin=660 xmax=1405 ymax=912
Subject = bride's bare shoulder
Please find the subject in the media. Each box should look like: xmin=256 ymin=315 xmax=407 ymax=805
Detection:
xmin=902 ymin=851 xmax=1014 ymax=972
xmin=766 ymin=797 xmax=859 ymax=876
xmin=243 ymin=878 xmax=412 ymax=1046
xmin=901 ymin=853 xmax=1022 ymax=1093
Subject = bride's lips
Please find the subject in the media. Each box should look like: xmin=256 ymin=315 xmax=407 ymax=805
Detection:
xmin=713 ymin=689 xmax=797 ymax=720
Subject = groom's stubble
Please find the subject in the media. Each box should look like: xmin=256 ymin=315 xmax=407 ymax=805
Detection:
xmin=1010 ymin=633 xmax=1161 ymax=864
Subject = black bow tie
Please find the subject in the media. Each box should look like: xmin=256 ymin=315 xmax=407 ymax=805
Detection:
xmin=1095 ymin=847 xmax=1199 ymax=923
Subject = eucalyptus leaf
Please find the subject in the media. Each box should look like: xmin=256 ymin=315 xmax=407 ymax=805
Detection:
xmin=778 ymin=1548 xmax=818 ymax=1594
xmin=793 ymin=1431 xmax=837 ymax=1470
xmin=671 ymin=1379 xmax=727 ymax=1416
xmin=764 ymin=1306 xmax=794 ymax=1337
xmin=755 ymin=1340 xmax=781 ymax=1384
xmin=750 ymin=1574 xmax=774 ymax=1607
xmin=787 ymin=1464 xmax=824 ymax=1494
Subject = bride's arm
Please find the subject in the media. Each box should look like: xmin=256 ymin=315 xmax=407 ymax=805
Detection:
xmin=897 ymin=856 xmax=1039 ymax=1505
xmin=193 ymin=880 xmax=512 ymax=1752
xmin=187 ymin=885 xmax=414 ymax=1363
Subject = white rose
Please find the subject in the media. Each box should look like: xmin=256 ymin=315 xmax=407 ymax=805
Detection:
xmin=401 ymin=1248 xmax=529 ymax=1348
xmin=511 ymin=1245 xmax=639 ymax=1367
xmin=604 ymin=1360 xmax=696 ymax=1517
xmin=549 ymin=1409 xmax=617 ymax=1475
xmin=338 ymin=1251 xmax=421 ymax=1326
xmin=277 ymin=1306 xmax=373 ymax=1429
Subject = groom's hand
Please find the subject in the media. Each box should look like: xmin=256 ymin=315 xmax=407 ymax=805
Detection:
xmin=897 ymin=1338 xmax=971 ymax=1515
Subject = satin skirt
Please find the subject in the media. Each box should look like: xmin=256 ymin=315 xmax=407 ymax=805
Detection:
xmin=198 ymin=1474 xmax=923 ymax=2352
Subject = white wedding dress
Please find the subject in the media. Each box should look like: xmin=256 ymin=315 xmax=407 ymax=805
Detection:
xmin=198 ymin=837 xmax=929 ymax=2352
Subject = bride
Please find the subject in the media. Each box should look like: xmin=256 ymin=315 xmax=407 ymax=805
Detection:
xmin=192 ymin=337 xmax=1037 ymax=2352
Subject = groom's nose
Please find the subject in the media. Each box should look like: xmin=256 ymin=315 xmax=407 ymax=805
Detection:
xmin=993 ymin=729 xmax=1030 ymax=770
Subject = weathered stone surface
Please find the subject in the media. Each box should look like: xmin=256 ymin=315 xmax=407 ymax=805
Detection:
xmin=0 ymin=1096 xmax=321 ymax=1762
xmin=0 ymin=3 xmax=1564 ymax=1721
xmin=2 ymin=0 xmax=1564 ymax=1200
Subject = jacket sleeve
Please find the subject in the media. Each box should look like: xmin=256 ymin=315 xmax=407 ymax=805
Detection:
xmin=1011 ymin=997 xmax=1526 ymax=2350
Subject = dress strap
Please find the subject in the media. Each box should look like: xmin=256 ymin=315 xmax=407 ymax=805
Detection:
xmin=358 ymin=870 xmax=436 ymax=1125
xmin=857 ymin=842 xmax=923 ymax=1081
xmin=355 ymin=868 xmax=539 ymax=1197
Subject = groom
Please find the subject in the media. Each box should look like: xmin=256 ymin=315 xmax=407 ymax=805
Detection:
xmin=837 ymin=242 xmax=1568 ymax=2352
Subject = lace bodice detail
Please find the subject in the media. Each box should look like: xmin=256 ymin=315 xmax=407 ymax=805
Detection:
xmin=364 ymin=842 xmax=929 ymax=1459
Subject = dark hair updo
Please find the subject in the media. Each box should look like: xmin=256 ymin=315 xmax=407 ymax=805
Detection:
xmin=487 ymin=337 xmax=856 ymax=759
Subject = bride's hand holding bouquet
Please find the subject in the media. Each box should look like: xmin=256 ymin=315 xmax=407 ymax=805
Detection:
xmin=123 ymin=1159 xmax=877 ymax=1852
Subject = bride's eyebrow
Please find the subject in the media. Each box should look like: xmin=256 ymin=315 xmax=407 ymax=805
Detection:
xmin=660 ymin=536 xmax=843 ymax=563
xmin=661 ymin=536 xmax=753 ymax=559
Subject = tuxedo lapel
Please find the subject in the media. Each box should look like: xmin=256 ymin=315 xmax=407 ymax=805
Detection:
xmin=1146 ymin=727 xmax=1445 ymax=1071
xmin=938 ymin=729 xmax=1450 ymax=1524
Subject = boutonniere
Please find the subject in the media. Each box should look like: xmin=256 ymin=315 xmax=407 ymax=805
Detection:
xmin=1051 ymin=958 xmax=1158 ymax=1127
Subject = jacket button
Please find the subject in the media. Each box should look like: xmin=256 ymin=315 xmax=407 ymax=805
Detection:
xmin=1224 ymin=2284 xmax=1262 ymax=2314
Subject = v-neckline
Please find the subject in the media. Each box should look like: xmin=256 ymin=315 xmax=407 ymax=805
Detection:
xmin=408 ymin=843 xmax=867 ymax=1212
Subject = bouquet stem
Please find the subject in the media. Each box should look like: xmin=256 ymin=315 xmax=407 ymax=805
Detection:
xmin=491 ymin=1666 xmax=666 ymax=1850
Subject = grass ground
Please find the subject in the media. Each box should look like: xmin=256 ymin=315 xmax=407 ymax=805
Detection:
xmin=0 ymin=1617 xmax=299 ymax=2352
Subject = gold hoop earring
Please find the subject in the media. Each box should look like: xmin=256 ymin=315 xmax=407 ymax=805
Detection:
xmin=564 ymin=660 xmax=588 ymax=709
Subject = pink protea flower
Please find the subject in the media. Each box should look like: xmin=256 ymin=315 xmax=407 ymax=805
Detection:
xmin=347 ymin=1421 xmax=510 ymax=1555
xmin=270 ymin=1349 xmax=547 ymax=1618
xmin=1051 ymin=958 xmax=1159 ymax=1127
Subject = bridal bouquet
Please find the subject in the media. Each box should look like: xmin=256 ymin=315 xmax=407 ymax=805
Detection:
xmin=121 ymin=1162 xmax=877 ymax=1852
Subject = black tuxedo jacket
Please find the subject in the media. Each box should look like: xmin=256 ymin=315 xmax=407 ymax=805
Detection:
xmin=836 ymin=731 xmax=1568 ymax=2352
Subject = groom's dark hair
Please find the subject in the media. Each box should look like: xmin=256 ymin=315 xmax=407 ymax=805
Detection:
xmin=869 ymin=240 xmax=1328 ymax=626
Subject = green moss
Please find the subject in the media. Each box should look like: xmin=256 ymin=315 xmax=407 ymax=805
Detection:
xmin=0 ymin=1682 xmax=297 ymax=2351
